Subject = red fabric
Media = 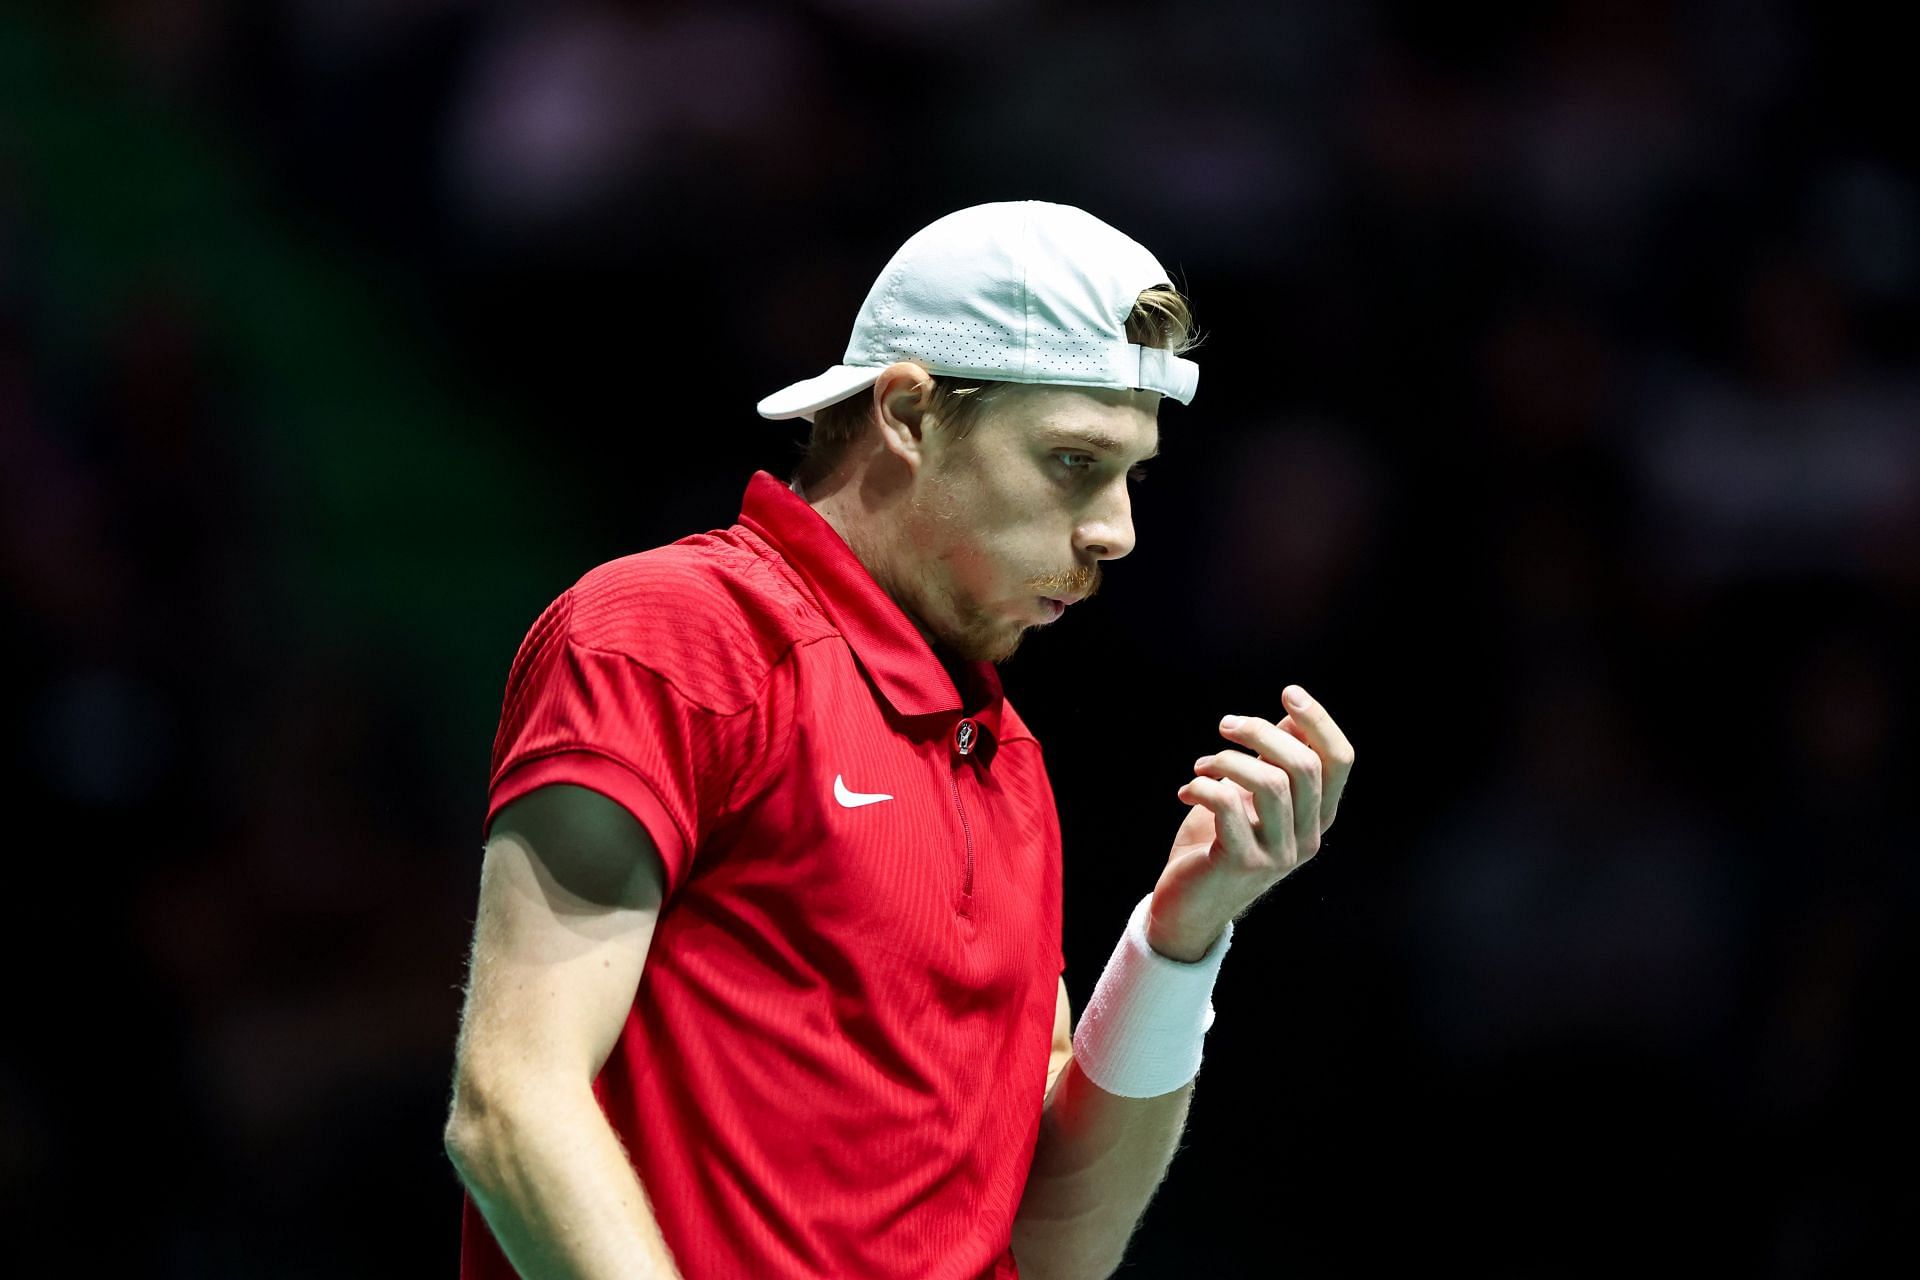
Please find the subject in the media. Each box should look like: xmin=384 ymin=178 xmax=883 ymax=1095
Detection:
xmin=459 ymin=471 xmax=1065 ymax=1279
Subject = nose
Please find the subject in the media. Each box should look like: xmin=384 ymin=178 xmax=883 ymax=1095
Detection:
xmin=1073 ymin=483 xmax=1136 ymax=562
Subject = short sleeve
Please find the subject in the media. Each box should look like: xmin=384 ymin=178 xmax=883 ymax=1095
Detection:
xmin=482 ymin=585 xmax=783 ymax=900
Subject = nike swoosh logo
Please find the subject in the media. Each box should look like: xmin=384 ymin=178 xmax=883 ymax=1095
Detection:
xmin=834 ymin=774 xmax=894 ymax=808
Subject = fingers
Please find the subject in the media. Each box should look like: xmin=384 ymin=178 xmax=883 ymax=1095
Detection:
xmin=1175 ymin=775 xmax=1261 ymax=863
xmin=1192 ymin=747 xmax=1315 ymax=867
xmin=1283 ymin=687 xmax=1354 ymax=761
xmin=1212 ymin=718 xmax=1322 ymax=850
xmin=1278 ymin=688 xmax=1355 ymax=821
xmin=1278 ymin=716 xmax=1335 ymax=822
xmin=1232 ymin=699 xmax=1353 ymax=830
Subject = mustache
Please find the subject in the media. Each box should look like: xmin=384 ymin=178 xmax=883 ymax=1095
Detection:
xmin=1036 ymin=569 xmax=1100 ymax=600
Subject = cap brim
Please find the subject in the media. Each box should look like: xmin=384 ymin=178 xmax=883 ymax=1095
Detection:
xmin=756 ymin=365 xmax=886 ymax=422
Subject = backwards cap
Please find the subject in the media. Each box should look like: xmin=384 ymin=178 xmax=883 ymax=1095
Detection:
xmin=756 ymin=200 xmax=1198 ymax=423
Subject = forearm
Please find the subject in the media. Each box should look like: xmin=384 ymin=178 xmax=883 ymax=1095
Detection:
xmin=1010 ymin=1059 xmax=1194 ymax=1280
xmin=446 ymin=1076 xmax=685 ymax=1280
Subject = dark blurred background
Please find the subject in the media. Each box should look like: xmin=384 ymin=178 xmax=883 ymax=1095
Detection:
xmin=3 ymin=0 xmax=1915 ymax=1274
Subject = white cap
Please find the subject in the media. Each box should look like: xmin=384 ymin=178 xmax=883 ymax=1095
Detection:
xmin=756 ymin=200 xmax=1199 ymax=422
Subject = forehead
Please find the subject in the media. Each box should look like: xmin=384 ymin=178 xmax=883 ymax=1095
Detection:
xmin=996 ymin=384 xmax=1161 ymax=458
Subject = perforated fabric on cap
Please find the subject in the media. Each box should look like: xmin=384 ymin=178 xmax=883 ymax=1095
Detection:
xmin=756 ymin=200 xmax=1198 ymax=421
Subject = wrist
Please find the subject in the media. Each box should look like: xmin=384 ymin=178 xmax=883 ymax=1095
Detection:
xmin=1145 ymin=901 xmax=1232 ymax=964
xmin=1146 ymin=921 xmax=1229 ymax=964
xmin=1069 ymin=894 xmax=1234 ymax=1098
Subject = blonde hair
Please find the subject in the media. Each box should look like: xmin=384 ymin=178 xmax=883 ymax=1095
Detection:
xmin=791 ymin=284 xmax=1202 ymax=491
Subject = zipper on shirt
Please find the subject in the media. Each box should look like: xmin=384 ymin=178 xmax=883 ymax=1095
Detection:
xmin=948 ymin=772 xmax=975 ymax=909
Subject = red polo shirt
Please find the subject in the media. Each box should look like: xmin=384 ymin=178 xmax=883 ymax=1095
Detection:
xmin=459 ymin=470 xmax=1066 ymax=1279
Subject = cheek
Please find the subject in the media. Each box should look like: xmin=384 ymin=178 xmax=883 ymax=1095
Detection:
xmin=925 ymin=529 xmax=1004 ymax=602
xmin=928 ymin=469 xmax=1056 ymax=594
xmin=984 ymin=529 xmax=1050 ymax=596
xmin=944 ymin=541 xmax=1001 ymax=595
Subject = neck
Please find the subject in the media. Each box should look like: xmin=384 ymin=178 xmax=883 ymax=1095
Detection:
xmin=792 ymin=470 xmax=944 ymax=655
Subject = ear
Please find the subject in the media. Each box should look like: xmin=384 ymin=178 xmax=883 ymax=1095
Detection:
xmin=872 ymin=362 xmax=934 ymax=467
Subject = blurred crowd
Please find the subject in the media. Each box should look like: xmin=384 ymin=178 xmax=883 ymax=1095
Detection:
xmin=3 ymin=1 xmax=1913 ymax=1274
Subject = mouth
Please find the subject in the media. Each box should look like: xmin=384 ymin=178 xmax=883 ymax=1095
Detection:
xmin=1038 ymin=596 xmax=1066 ymax=621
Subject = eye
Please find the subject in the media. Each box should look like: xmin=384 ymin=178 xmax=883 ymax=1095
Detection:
xmin=1055 ymin=453 xmax=1149 ymax=485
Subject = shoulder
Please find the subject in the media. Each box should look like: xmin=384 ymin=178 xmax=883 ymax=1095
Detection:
xmin=558 ymin=536 xmax=826 ymax=714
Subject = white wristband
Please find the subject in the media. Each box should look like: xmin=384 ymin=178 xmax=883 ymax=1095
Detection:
xmin=1069 ymin=894 xmax=1233 ymax=1098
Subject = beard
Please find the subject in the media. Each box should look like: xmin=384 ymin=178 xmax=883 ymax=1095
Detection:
xmin=896 ymin=463 xmax=1032 ymax=666
xmin=932 ymin=591 xmax=1029 ymax=665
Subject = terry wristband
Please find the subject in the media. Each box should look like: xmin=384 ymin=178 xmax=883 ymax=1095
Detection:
xmin=1069 ymin=894 xmax=1233 ymax=1098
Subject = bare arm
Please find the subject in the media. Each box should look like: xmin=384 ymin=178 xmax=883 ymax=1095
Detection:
xmin=444 ymin=783 xmax=686 ymax=1280
xmin=1010 ymin=977 xmax=1195 ymax=1280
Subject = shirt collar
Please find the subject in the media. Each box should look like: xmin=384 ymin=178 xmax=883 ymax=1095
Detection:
xmin=736 ymin=470 xmax=1006 ymax=749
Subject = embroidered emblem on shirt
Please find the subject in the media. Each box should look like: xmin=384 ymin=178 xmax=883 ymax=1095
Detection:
xmin=833 ymin=774 xmax=894 ymax=808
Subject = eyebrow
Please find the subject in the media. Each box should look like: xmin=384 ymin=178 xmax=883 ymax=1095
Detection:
xmin=1048 ymin=427 xmax=1161 ymax=462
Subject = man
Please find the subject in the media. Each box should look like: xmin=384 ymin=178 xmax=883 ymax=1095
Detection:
xmin=445 ymin=201 xmax=1356 ymax=1279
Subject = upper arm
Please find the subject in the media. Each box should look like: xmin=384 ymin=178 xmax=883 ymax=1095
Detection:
xmin=449 ymin=783 xmax=668 ymax=1120
xmin=1045 ymin=976 xmax=1072 ymax=1102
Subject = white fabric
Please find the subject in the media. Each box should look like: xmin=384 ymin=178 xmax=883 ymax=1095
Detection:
xmin=1069 ymin=893 xmax=1232 ymax=1099
xmin=756 ymin=201 xmax=1200 ymax=422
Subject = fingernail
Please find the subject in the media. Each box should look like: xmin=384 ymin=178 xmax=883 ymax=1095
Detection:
xmin=1220 ymin=715 xmax=1240 ymax=730
xmin=1284 ymin=686 xmax=1308 ymax=710
xmin=1194 ymin=756 xmax=1214 ymax=771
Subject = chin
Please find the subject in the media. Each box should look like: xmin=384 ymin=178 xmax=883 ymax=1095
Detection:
xmin=935 ymin=616 xmax=1026 ymax=666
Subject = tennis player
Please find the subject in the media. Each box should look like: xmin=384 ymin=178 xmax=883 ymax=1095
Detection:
xmin=445 ymin=200 xmax=1355 ymax=1279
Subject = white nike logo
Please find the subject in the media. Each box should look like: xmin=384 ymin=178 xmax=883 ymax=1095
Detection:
xmin=833 ymin=774 xmax=894 ymax=808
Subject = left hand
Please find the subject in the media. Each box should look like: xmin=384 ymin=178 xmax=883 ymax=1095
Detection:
xmin=1147 ymin=684 xmax=1356 ymax=962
